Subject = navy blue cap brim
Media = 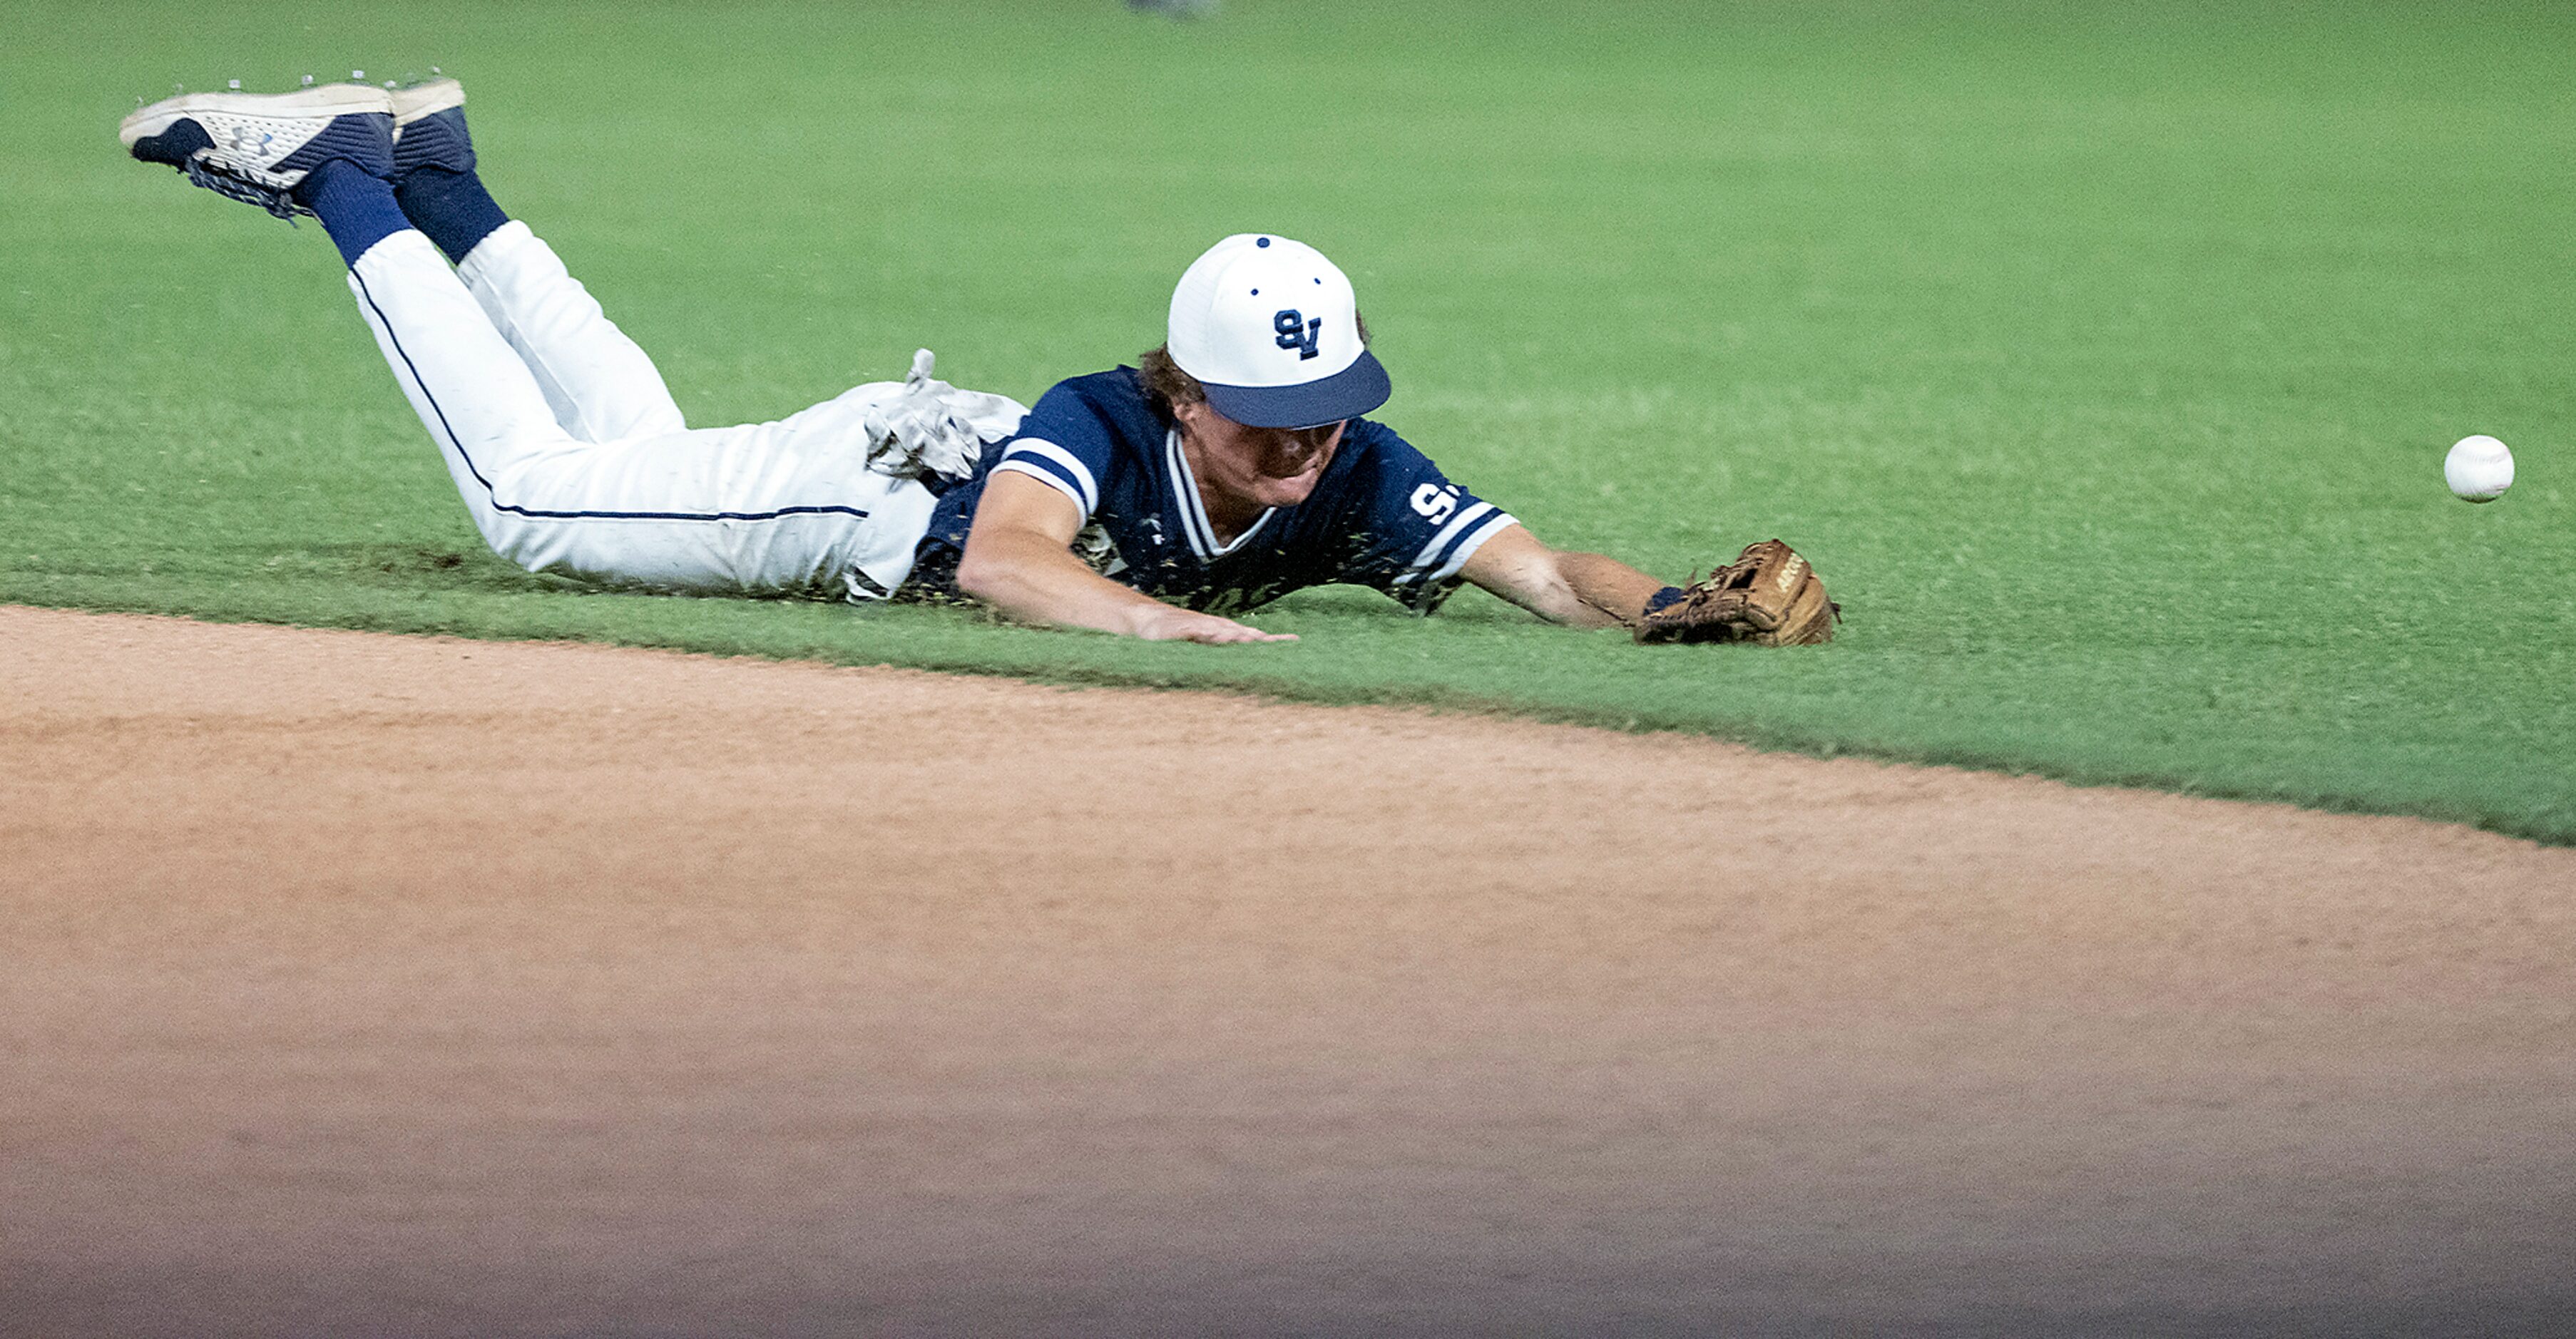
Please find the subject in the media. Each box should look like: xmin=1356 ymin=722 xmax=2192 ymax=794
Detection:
xmin=1199 ymin=350 xmax=1391 ymax=430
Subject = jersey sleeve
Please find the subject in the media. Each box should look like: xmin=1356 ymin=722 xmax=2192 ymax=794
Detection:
xmin=1332 ymin=421 xmax=1519 ymax=614
xmin=989 ymin=379 xmax=1115 ymax=521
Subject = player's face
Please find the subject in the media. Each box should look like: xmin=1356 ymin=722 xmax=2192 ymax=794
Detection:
xmin=1176 ymin=402 xmax=1346 ymax=509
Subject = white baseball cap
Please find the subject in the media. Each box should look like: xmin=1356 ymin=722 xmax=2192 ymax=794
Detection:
xmin=1166 ymin=233 xmax=1390 ymax=429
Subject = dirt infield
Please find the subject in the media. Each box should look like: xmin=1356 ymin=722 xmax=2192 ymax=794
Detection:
xmin=3 ymin=605 xmax=2570 ymax=1337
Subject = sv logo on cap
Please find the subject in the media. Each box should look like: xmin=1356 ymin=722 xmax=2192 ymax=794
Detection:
xmin=1273 ymin=309 xmax=1322 ymax=361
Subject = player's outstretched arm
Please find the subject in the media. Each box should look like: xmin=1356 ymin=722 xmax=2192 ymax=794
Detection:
xmin=956 ymin=471 xmax=1296 ymax=644
xmin=1457 ymin=523 xmax=1670 ymax=630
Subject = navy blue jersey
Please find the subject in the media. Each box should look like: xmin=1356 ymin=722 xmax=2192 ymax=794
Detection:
xmin=907 ymin=367 xmax=1516 ymax=615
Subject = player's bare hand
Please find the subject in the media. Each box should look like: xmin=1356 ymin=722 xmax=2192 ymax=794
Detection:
xmin=1130 ymin=605 xmax=1298 ymax=644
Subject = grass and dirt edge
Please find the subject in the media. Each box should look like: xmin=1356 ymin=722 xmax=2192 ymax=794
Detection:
xmin=12 ymin=580 xmax=2567 ymax=850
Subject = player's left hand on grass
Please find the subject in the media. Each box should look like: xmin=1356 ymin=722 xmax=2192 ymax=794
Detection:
xmin=1635 ymin=539 xmax=1841 ymax=646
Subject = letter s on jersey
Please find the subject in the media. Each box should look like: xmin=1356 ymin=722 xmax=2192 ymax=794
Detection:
xmin=1411 ymin=483 xmax=1460 ymax=525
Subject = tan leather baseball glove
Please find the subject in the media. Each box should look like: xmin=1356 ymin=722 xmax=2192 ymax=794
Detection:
xmin=1635 ymin=539 xmax=1841 ymax=645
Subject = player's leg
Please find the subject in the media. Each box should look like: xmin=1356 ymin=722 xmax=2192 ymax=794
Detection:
xmin=120 ymin=86 xmax=934 ymax=597
xmin=348 ymin=227 xmax=939 ymax=594
xmin=118 ymin=86 xmax=580 ymax=561
xmin=389 ymin=79 xmax=684 ymax=444
xmin=377 ymin=79 xmax=1033 ymax=592
xmin=389 ymin=81 xmax=1030 ymax=473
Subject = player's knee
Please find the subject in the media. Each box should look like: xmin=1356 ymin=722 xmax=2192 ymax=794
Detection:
xmin=458 ymin=508 xmax=552 ymax=575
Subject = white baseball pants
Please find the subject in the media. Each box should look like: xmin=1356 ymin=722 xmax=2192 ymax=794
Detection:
xmin=342 ymin=222 xmax=1018 ymax=597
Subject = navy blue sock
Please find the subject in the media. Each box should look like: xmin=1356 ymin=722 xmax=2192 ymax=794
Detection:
xmin=395 ymin=168 xmax=511 ymax=263
xmin=293 ymin=158 xmax=409 ymax=267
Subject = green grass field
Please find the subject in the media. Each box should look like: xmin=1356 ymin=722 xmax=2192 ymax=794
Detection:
xmin=6 ymin=1 xmax=2572 ymax=841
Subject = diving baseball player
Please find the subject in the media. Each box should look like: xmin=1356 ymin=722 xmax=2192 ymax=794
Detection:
xmin=118 ymin=79 xmax=1836 ymax=646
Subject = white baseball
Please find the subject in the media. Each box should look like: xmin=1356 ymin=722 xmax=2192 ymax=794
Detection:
xmin=2444 ymin=434 xmax=2514 ymax=503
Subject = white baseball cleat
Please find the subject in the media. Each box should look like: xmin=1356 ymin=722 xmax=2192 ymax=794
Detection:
xmin=389 ymin=76 xmax=475 ymax=178
xmin=120 ymin=83 xmax=394 ymax=219
xmin=390 ymin=75 xmax=464 ymax=125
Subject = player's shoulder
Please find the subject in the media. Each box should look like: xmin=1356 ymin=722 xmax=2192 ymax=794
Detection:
xmin=1327 ymin=415 xmax=1433 ymax=480
xmin=1028 ymin=367 xmax=1157 ymax=426
xmin=1297 ymin=416 xmax=1449 ymax=526
xmin=1011 ymin=366 xmax=1170 ymax=463
xmin=1042 ymin=365 xmax=1145 ymax=400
